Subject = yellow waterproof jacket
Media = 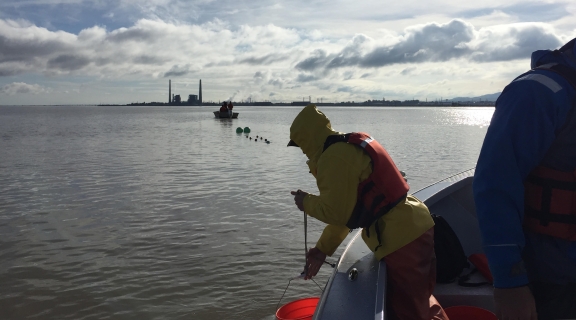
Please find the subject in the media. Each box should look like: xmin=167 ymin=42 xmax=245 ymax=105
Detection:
xmin=290 ymin=105 xmax=434 ymax=260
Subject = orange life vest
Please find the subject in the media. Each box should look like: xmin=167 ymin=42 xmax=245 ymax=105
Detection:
xmin=523 ymin=62 xmax=576 ymax=241
xmin=323 ymin=132 xmax=409 ymax=230
xmin=524 ymin=166 xmax=576 ymax=240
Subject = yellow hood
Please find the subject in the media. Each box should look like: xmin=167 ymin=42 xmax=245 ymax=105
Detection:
xmin=289 ymin=105 xmax=434 ymax=259
xmin=289 ymin=105 xmax=341 ymax=175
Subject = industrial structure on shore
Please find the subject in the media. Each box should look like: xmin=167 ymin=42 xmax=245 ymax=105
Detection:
xmin=118 ymin=80 xmax=496 ymax=107
xmin=168 ymin=79 xmax=202 ymax=105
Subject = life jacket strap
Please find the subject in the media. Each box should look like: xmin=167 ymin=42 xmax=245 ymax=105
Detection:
xmin=322 ymin=133 xmax=351 ymax=152
xmin=525 ymin=207 xmax=576 ymax=225
xmin=372 ymin=195 xmax=408 ymax=252
xmin=374 ymin=221 xmax=383 ymax=252
xmin=525 ymin=174 xmax=576 ymax=226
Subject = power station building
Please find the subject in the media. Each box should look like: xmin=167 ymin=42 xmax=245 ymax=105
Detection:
xmin=168 ymin=79 xmax=202 ymax=105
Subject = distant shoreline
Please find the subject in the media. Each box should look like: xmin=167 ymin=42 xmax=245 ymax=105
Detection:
xmin=100 ymin=101 xmax=495 ymax=107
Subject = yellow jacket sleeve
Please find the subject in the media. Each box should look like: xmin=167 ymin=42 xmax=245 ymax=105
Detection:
xmin=302 ymin=143 xmax=372 ymax=255
xmin=302 ymin=144 xmax=369 ymax=225
xmin=315 ymin=224 xmax=351 ymax=256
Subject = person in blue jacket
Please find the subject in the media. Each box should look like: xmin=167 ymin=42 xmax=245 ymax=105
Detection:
xmin=473 ymin=38 xmax=576 ymax=320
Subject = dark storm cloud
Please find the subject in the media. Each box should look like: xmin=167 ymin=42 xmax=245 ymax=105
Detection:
xmin=47 ymin=54 xmax=90 ymax=71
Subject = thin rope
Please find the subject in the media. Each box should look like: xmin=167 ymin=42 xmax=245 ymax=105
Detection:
xmin=275 ymin=275 xmax=324 ymax=312
xmin=304 ymin=208 xmax=308 ymax=275
xmin=275 ymin=277 xmax=296 ymax=311
xmin=273 ymin=190 xmax=333 ymax=313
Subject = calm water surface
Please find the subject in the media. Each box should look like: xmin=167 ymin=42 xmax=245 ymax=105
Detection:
xmin=0 ymin=105 xmax=493 ymax=319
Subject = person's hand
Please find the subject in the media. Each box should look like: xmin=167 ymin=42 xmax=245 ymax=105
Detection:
xmin=290 ymin=190 xmax=308 ymax=211
xmin=493 ymin=286 xmax=538 ymax=320
xmin=304 ymin=247 xmax=326 ymax=280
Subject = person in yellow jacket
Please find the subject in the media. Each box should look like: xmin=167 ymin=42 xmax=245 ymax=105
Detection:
xmin=289 ymin=105 xmax=447 ymax=320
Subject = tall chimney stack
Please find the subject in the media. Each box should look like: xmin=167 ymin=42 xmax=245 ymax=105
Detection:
xmin=199 ymin=79 xmax=202 ymax=106
xmin=169 ymin=79 xmax=172 ymax=104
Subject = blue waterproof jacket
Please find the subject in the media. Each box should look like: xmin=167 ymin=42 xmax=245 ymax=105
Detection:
xmin=473 ymin=39 xmax=576 ymax=288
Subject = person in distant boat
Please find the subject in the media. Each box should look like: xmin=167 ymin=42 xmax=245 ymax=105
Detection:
xmin=227 ymin=101 xmax=234 ymax=116
xmin=220 ymin=101 xmax=228 ymax=113
xmin=473 ymin=38 xmax=576 ymax=320
xmin=288 ymin=105 xmax=448 ymax=320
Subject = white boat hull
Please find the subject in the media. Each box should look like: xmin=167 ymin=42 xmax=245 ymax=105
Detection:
xmin=313 ymin=169 xmax=493 ymax=319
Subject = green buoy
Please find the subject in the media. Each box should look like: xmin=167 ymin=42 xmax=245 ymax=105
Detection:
xmin=236 ymin=127 xmax=243 ymax=133
xmin=244 ymin=127 xmax=251 ymax=133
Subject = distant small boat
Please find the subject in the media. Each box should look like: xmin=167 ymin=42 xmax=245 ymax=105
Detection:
xmin=213 ymin=111 xmax=239 ymax=119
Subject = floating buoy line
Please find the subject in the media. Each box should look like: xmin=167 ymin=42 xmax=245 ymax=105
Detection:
xmin=236 ymin=127 xmax=271 ymax=144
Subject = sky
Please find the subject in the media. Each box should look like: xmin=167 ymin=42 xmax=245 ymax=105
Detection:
xmin=0 ymin=0 xmax=575 ymax=105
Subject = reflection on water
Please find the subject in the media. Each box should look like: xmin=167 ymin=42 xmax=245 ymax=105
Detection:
xmin=0 ymin=105 xmax=493 ymax=319
xmin=438 ymin=107 xmax=493 ymax=127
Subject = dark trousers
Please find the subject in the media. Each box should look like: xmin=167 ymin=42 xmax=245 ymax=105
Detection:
xmin=530 ymin=282 xmax=576 ymax=320
xmin=523 ymin=232 xmax=576 ymax=319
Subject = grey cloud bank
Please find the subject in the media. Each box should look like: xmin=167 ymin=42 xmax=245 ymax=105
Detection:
xmin=295 ymin=20 xmax=563 ymax=72
xmin=0 ymin=18 xmax=566 ymax=80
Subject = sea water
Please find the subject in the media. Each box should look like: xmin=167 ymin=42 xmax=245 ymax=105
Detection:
xmin=0 ymin=105 xmax=493 ymax=319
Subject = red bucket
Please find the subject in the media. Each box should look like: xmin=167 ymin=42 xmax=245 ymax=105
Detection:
xmin=444 ymin=306 xmax=497 ymax=320
xmin=276 ymin=297 xmax=320 ymax=320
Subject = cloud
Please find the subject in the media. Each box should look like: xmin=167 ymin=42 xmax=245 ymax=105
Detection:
xmin=296 ymin=74 xmax=319 ymax=82
xmin=295 ymin=49 xmax=329 ymax=72
xmin=401 ymin=67 xmax=416 ymax=75
xmin=0 ymin=82 xmax=50 ymax=95
xmin=469 ymin=23 xmax=563 ymax=62
xmin=458 ymin=2 xmax=570 ymax=22
xmin=0 ymin=13 xmax=571 ymax=104
xmin=0 ymin=17 xmax=566 ymax=81
xmin=0 ymin=18 xmax=307 ymax=79
xmin=47 ymin=54 xmax=91 ymax=71
xmin=294 ymin=19 xmax=564 ymax=72
xmin=237 ymin=53 xmax=291 ymax=65
xmin=164 ymin=64 xmax=192 ymax=77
